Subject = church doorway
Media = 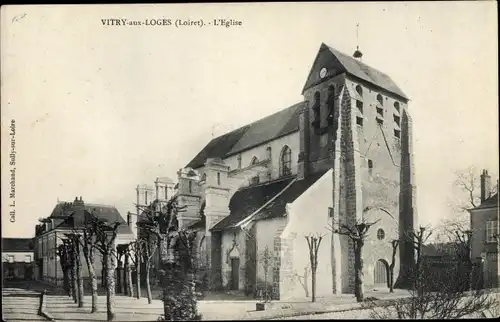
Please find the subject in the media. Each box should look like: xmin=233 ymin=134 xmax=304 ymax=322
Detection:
xmin=230 ymin=257 xmax=240 ymax=290
xmin=374 ymin=259 xmax=389 ymax=286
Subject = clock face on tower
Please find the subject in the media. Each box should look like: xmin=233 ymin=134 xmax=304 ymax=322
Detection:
xmin=319 ymin=67 xmax=328 ymax=79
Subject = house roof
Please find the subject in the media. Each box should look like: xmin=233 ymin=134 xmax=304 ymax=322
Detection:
xmin=471 ymin=193 xmax=499 ymax=210
xmin=302 ymin=43 xmax=408 ymax=100
xmin=211 ymin=170 xmax=328 ymax=232
xmin=185 ymin=102 xmax=303 ymax=169
xmin=1 ymin=238 xmax=33 ymax=252
xmin=53 ymin=202 xmax=133 ymax=235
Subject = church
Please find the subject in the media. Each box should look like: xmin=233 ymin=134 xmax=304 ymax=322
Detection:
xmin=137 ymin=43 xmax=417 ymax=300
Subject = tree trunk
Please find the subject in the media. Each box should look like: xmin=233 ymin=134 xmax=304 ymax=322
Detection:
xmin=102 ymin=259 xmax=107 ymax=289
xmin=146 ymin=263 xmax=152 ymax=304
xmin=389 ymin=265 xmax=395 ymax=293
xmin=86 ymin=255 xmax=98 ymax=313
xmin=354 ymin=242 xmax=364 ymax=303
xmin=71 ymin=260 xmax=78 ymax=303
xmin=116 ymin=265 xmax=122 ymax=294
xmin=135 ymin=246 xmax=141 ymax=300
xmin=75 ymin=248 xmax=84 ymax=308
xmin=311 ymin=269 xmax=317 ymax=302
xmin=124 ymin=254 xmax=133 ymax=297
xmin=123 ymin=256 xmax=128 ymax=296
xmin=105 ymin=252 xmax=116 ymax=321
xmin=63 ymin=268 xmax=70 ymax=296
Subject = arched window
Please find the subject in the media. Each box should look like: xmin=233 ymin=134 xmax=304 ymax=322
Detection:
xmin=266 ymin=147 xmax=272 ymax=161
xmin=188 ymin=181 xmax=192 ymax=193
xmin=201 ymin=173 xmax=207 ymax=182
xmin=217 ymin=172 xmax=221 ymax=186
xmin=355 ymin=85 xmax=363 ymax=97
xmin=280 ymin=146 xmax=292 ymax=177
xmin=377 ymin=94 xmax=383 ymax=106
xmin=250 ymin=156 xmax=259 ymax=165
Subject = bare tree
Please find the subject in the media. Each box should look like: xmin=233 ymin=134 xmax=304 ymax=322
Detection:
xmin=124 ymin=243 xmax=134 ymax=297
xmin=259 ymin=246 xmax=275 ymax=303
xmin=328 ymin=217 xmax=379 ymax=302
xmin=142 ymin=235 xmax=158 ymax=304
xmin=305 ymin=233 xmax=324 ymax=303
xmin=370 ymin=226 xmax=498 ymax=319
xmin=442 ymin=167 xmax=499 ymax=238
xmin=407 ymin=226 xmax=433 ymax=296
xmin=454 ymin=229 xmax=474 ymax=291
xmin=57 ymin=242 xmax=72 ymax=298
xmin=70 ymin=210 xmax=101 ymax=313
xmin=65 ymin=233 xmax=84 ymax=308
xmin=156 ymin=196 xmax=201 ymax=321
xmin=94 ymin=220 xmax=121 ymax=321
xmin=136 ymin=201 xmax=163 ymax=304
xmin=388 ymin=239 xmax=399 ymax=293
xmin=127 ymin=240 xmax=142 ymax=300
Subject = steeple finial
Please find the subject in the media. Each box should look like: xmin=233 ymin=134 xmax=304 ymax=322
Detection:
xmin=353 ymin=23 xmax=363 ymax=60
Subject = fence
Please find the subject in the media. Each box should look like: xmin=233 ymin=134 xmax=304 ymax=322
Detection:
xmin=422 ymin=256 xmax=483 ymax=291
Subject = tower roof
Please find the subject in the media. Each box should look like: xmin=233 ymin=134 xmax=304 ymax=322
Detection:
xmin=302 ymin=43 xmax=408 ymax=101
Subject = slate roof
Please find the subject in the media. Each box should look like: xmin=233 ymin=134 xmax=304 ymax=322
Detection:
xmin=53 ymin=202 xmax=133 ymax=235
xmin=2 ymin=238 xmax=34 ymax=252
xmin=471 ymin=193 xmax=499 ymax=210
xmin=211 ymin=169 xmax=328 ymax=231
xmin=302 ymin=43 xmax=408 ymax=100
xmin=185 ymin=102 xmax=303 ymax=169
xmin=326 ymin=45 xmax=408 ymax=100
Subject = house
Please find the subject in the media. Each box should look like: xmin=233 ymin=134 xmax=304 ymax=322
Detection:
xmin=154 ymin=43 xmax=417 ymax=300
xmin=2 ymin=238 xmax=34 ymax=281
xmin=33 ymin=197 xmax=135 ymax=287
xmin=470 ymin=170 xmax=499 ymax=289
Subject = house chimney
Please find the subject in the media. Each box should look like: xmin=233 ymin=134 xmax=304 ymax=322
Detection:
xmin=480 ymin=169 xmax=491 ymax=203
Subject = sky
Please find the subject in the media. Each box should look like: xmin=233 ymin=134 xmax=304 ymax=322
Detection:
xmin=1 ymin=2 xmax=498 ymax=238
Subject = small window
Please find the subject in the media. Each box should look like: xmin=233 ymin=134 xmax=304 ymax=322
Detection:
xmin=377 ymin=229 xmax=385 ymax=240
xmin=376 ymin=107 xmax=384 ymax=117
xmin=356 ymin=116 xmax=364 ymax=127
xmin=188 ymin=181 xmax=192 ymax=193
xmin=25 ymin=255 xmax=32 ymax=263
xmin=377 ymin=94 xmax=383 ymax=106
xmin=394 ymin=129 xmax=401 ymax=139
xmin=237 ymin=154 xmax=242 ymax=169
xmin=251 ymin=156 xmax=259 ymax=165
xmin=266 ymin=147 xmax=272 ymax=161
xmin=394 ymin=101 xmax=400 ymax=112
xmin=393 ymin=114 xmax=400 ymax=126
xmin=8 ymin=255 xmax=14 ymax=263
xmin=376 ymin=118 xmax=384 ymax=126
xmin=486 ymin=220 xmax=498 ymax=243
xmin=201 ymin=173 xmax=207 ymax=182
xmin=368 ymin=159 xmax=373 ymax=169
xmin=217 ymin=172 xmax=221 ymax=186
xmin=251 ymin=176 xmax=260 ymax=185
xmin=355 ymin=85 xmax=363 ymax=97
xmin=356 ymin=101 xmax=363 ymax=114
